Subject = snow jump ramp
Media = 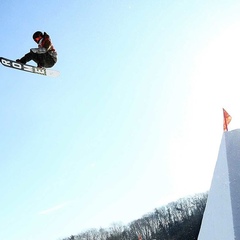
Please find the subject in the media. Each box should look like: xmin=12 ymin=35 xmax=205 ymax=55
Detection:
xmin=198 ymin=129 xmax=240 ymax=240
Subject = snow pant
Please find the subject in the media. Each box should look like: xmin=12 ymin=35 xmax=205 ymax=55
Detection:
xmin=19 ymin=50 xmax=57 ymax=68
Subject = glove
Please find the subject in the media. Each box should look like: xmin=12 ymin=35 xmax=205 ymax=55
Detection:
xmin=31 ymin=47 xmax=47 ymax=54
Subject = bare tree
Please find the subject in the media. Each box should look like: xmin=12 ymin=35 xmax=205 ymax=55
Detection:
xmin=61 ymin=192 xmax=208 ymax=240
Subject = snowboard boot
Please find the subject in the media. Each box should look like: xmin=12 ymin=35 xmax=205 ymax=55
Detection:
xmin=16 ymin=57 xmax=27 ymax=64
xmin=37 ymin=62 xmax=43 ymax=68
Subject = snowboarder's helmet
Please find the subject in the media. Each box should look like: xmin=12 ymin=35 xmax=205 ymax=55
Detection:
xmin=33 ymin=31 xmax=43 ymax=43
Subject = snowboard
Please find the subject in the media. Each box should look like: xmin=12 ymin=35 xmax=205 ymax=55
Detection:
xmin=0 ymin=57 xmax=60 ymax=77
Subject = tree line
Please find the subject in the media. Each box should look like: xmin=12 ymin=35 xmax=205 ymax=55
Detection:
xmin=61 ymin=192 xmax=207 ymax=240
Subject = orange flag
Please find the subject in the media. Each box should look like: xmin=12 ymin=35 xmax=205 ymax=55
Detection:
xmin=223 ymin=108 xmax=232 ymax=131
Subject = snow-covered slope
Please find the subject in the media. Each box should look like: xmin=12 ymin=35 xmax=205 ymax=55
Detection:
xmin=198 ymin=129 xmax=240 ymax=240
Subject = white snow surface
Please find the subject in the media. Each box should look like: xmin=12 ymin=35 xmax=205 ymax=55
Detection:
xmin=198 ymin=129 xmax=240 ymax=240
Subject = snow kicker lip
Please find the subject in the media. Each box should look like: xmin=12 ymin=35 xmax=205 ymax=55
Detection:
xmin=0 ymin=57 xmax=59 ymax=77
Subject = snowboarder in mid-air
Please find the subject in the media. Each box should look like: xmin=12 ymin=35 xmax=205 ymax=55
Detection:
xmin=16 ymin=31 xmax=57 ymax=68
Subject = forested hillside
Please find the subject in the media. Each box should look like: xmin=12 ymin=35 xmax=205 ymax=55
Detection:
xmin=62 ymin=192 xmax=207 ymax=240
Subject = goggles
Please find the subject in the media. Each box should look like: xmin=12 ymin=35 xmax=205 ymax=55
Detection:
xmin=34 ymin=36 xmax=42 ymax=43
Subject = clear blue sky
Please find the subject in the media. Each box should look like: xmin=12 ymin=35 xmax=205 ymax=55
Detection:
xmin=1 ymin=1 xmax=240 ymax=239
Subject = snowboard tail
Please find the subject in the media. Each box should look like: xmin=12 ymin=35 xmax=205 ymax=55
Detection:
xmin=0 ymin=57 xmax=59 ymax=77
